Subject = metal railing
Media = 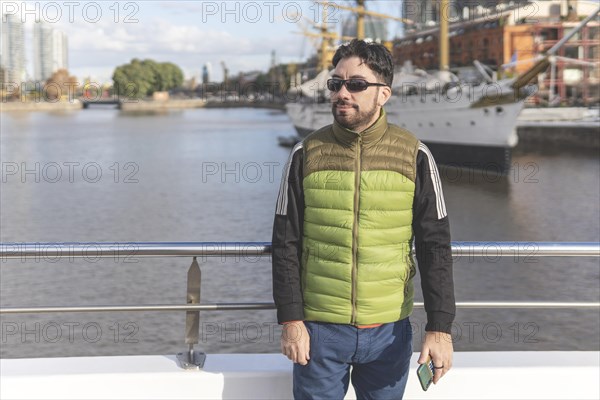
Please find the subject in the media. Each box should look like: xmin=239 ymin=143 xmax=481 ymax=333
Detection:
xmin=1 ymin=241 xmax=599 ymax=368
xmin=2 ymin=241 xmax=599 ymax=258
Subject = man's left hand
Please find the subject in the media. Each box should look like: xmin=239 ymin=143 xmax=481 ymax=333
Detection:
xmin=418 ymin=331 xmax=453 ymax=384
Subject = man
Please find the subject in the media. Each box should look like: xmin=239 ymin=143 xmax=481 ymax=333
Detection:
xmin=272 ymin=39 xmax=455 ymax=399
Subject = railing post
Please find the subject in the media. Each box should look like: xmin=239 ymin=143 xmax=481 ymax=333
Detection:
xmin=176 ymin=257 xmax=206 ymax=369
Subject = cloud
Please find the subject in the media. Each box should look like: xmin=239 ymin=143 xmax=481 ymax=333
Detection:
xmin=13 ymin=0 xmax=404 ymax=83
xmin=150 ymin=19 xmax=254 ymax=55
xmin=20 ymin=1 xmax=306 ymax=83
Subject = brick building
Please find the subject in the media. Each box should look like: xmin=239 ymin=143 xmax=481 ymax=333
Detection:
xmin=394 ymin=2 xmax=599 ymax=105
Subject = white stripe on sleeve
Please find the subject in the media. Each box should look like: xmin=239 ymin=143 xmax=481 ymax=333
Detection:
xmin=276 ymin=142 xmax=303 ymax=216
xmin=418 ymin=142 xmax=447 ymax=219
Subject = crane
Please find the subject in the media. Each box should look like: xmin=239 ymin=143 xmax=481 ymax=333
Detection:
xmin=317 ymin=0 xmax=413 ymax=41
xmin=294 ymin=1 xmax=414 ymax=71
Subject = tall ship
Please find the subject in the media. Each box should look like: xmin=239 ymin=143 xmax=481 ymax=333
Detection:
xmin=287 ymin=68 xmax=531 ymax=174
xmin=285 ymin=1 xmax=599 ymax=174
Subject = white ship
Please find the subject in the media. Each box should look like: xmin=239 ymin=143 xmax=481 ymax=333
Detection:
xmin=286 ymin=67 xmax=531 ymax=174
xmin=286 ymin=2 xmax=599 ymax=174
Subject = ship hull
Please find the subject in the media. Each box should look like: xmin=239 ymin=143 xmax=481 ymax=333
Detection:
xmin=423 ymin=141 xmax=511 ymax=175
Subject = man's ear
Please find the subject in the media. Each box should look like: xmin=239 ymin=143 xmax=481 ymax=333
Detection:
xmin=378 ymin=86 xmax=392 ymax=107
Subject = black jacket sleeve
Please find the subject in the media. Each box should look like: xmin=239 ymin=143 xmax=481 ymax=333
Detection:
xmin=272 ymin=143 xmax=305 ymax=324
xmin=412 ymin=145 xmax=456 ymax=334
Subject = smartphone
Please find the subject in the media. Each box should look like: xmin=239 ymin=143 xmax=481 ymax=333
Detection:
xmin=416 ymin=357 xmax=434 ymax=391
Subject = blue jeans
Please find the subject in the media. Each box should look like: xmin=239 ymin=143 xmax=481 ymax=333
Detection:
xmin=293 ymin=318 xmax=413 ymax=400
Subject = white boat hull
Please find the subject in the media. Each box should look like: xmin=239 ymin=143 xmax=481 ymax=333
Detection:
xmin=2 ymin=352 xmax=598 ymax=399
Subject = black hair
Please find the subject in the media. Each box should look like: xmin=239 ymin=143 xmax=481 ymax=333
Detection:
xmin=332 ymin=39 xmax=394 ymax=87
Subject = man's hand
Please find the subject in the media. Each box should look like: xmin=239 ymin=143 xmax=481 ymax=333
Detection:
xmin=418 ymin=331 xmax=453 ymax=384
xmin=281 ymin=321 xmax=311 ymax=365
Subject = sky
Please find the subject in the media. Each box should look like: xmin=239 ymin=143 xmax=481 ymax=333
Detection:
xmin=7 ymin=0 xmax=407 ymax=84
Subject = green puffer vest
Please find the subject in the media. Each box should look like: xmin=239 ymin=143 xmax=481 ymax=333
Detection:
xmin=301 ymin=110 xmax=419 ymax=325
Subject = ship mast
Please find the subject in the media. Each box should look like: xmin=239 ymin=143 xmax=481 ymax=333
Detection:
xmin=439 ymin=0 xmax=450 ymax=71
xmin=356 ymin=0 xmax=366 ymax=40
xmin=319 ymin=5 xmax=330 ymax=71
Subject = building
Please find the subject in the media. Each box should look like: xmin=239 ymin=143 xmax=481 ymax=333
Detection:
xmin=394 ymin=1 xmax=600 ymax=105
xmin=403 ymin=1 xmax=531 ymax=27
xmin=33 ymin=22 xmax=68 ymax=82
xmin=527 ymin=19 xmax=598 ymax=104
xmin=1 ymin=13 xmax=27 ymax=84
xmin=341 ymin=15 xmax=388 ymax=42
xmin=202 ymin=63 xmax=211 ymax=85
xmin=403 ymin=0 xmax=442 ymax=26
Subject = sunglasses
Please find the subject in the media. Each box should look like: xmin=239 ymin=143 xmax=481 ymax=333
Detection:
xmin=327 ymin=78 xmax=388 ymax=93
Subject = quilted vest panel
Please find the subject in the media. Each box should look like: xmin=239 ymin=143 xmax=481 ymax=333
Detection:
xmin=301 ymin=118 xmax=419 ymax=325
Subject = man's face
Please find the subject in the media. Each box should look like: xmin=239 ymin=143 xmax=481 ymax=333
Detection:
xmin=330 ymin=56 xmax=390 ymax=133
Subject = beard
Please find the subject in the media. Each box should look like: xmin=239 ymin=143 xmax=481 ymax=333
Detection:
xmin=332 ymin=94 xmax=379 ymax=132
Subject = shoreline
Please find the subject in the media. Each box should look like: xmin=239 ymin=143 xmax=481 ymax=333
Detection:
xmin=0 ymin=100 xmax=83 ymax=112
xmin=120 ymin=98 xmax=207 ymax=111
xmin=0 ymin=98 xmax=287 ymax=112
xmin=2 ymin=101 xmax=597 ymax=150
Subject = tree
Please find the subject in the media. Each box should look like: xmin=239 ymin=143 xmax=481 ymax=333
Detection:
xmin=113 ymin=58 xmax=155 ymax=99
xmin=112 ymin=59 xmax=184 ymax=99
xmin=44 ymin=69 xmax=78 ymax=101
xmin=159 ymin=62 xmax=184 ymax=91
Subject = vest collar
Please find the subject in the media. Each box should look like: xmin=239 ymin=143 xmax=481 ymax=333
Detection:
xmin=332 ymin=108 xmax=388 ymax=146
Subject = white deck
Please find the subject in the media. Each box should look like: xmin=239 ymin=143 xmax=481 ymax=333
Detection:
xmin=1 ymin=351 xmax=599 ymax=399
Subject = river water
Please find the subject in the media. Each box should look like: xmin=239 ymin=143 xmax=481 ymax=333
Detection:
xmin=0 ymin=107 xmax=598 ymax=358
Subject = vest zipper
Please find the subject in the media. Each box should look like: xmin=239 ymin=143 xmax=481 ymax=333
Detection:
xmin=351 ymin=137 xmax=362 ymax=325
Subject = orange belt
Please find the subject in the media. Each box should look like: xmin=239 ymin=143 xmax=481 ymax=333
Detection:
xmin=356 ymin=323 xmax=383 ymax=329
